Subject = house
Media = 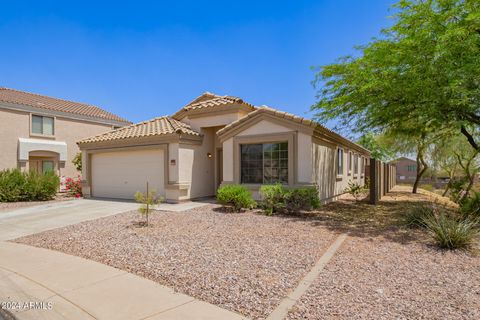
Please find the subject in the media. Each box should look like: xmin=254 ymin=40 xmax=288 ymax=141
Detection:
xmin=390 ymin=157 xmax=417 ymax=183
xmin=0 ymin=87 xmax=131 ymax=178
xmin=78 ymin=92 xmax=370 ymax=203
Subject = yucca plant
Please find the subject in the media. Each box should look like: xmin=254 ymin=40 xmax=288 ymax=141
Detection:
xmin=404 ymin=204 xmax=435 ymax=228
xmin=422 ymin=213 xmax=479 ymax=250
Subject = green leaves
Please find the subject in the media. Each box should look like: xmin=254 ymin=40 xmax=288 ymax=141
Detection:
xmin=312 ymin=0 xmax=480 ymax=151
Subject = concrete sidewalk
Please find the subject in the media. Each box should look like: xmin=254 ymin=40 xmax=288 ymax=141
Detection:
xmin=0 ymin=241 xmax=246 ymax=320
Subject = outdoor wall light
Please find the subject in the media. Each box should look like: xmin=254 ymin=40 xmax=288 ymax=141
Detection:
xmin=207 ymin=153 xmax=212 ymax=158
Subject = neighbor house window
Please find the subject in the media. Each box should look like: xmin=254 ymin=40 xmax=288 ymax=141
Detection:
xmin=407 ymin=165 xmax=416 ymax=172
xmin=337 ymin=148 xmax=344 ymax=176
xmin=354 ymin=154 xmax=359 ymax=175
xmin=241 ymin=142 xmax=288 ymax=184
xmin=32 ymin=115 xmax=54 ymax=135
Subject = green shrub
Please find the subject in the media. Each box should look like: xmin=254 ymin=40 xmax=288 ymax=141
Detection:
xmin=344 ymin=181 xmax=367 ymax=201
xmin=460 ymin=191 xmax=480 ymax=219
xmin=422 ymin=213 xmax=479 ymax=250
xmin=259 ymin=184 xmax=288 ymax=215
xmin=260 ymin=184 xmax=320 ymax=215
xmin=0 ymin=169 xmax=59 ymax=202
xmin=217 ymin=184 xmax=256 ymax=212
xmin=404 ymin=203 xmax=435 ymax=228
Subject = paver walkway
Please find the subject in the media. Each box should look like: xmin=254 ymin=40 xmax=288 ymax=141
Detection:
xmin=0 ymin=242 xmax=245 ymax=320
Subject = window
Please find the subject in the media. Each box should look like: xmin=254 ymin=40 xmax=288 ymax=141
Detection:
xmin=32 ymin=115 xmax=54 ymax=135
xmin=407 ymin=165 xmax=417 ymax=172
xmin=360 ymin=156 xmax=364 ymax=176
xmin=348 ymin=151 xmax=352 ymax=174
xmin=354 ymin=154 xmax=359 ymax=175
xmin=42 ymin=161 xmax=54 ymax=174
xmin=337 ymin=148 xmax=344 ymax=176
xmin=241 ymin=142 xmax=288 ymax=184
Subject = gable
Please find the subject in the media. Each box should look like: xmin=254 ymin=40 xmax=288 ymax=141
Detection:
xmin=236 ymin=119 xmax=296 ymax=136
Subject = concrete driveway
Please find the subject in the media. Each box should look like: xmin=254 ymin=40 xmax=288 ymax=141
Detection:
xmin=0 ymin=199 xmax=139 ymax=241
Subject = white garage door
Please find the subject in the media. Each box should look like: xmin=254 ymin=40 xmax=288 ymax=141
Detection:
xmin=91 ymin=149 xmax=165 ymax=200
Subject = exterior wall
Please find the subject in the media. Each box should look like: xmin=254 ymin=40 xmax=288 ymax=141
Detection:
xmin=180 ymin=110 xmax=249 ymax=132
xmin=0 ymin=106 xmax=115 ymax=178
xmin=312 ymin=139 xmax=366 ymax=202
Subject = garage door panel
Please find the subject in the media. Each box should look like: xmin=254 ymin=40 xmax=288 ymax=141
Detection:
xmin=91 ymin=149 xmax=165 ymax=200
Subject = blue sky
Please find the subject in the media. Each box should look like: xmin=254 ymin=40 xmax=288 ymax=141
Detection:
xmin=0 ymin=0 xmax=395 ymax=127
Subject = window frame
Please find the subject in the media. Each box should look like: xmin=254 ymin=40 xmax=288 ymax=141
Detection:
xmin=348 ymin=151 xmax=352 ymax=175
xmin=233 ymin=132 xmax=296 ymax=187
xmin=353 ymin=153 xmax=359 ymax=178
xmin=30 ymin=114 xmax=55 ymax=137
xmin=336 ymin=147 xmax=344 ymax=178
xmin=240 ymin=141 xmax=289 ymax=184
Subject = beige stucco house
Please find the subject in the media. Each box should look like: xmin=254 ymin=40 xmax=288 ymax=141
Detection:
xmin=78 ymin=92 xmax=370 ymax=203
xmin=0 ymin=87 xmax=130 ymax=178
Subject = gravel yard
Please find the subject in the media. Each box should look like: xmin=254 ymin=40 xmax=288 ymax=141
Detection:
xmin=287 ymin=186 xmax=479 ymax=320
xmin=14 ymin=204 xmax=338 ymax=319
xmin=13 ymin=186 xmax=479 ymax=319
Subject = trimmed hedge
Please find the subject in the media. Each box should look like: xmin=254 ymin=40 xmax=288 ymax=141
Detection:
xmin=260 ymin=184 xmax=320 ymax=215
xmin=217 ymin=184 xmax=256 ymax=212
xmin=0 ymin=169 xmax=60 ymax=202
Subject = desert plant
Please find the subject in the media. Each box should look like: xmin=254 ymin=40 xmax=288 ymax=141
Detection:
xmin=0 ymin=169 xmax=26 ymax=202
xmin=459 ymin=192 xmax=480 ymax=220
xmin=404 ymin=203 xmax=435 ymax=228
xmin=345 ymin=181 xmax=367 ymax=201
xmin=72 ymin=152 xmax=82 ymax=172
xmin=134 ymin=182 xmax=163 ymax=226
xmin=216 ymin=184 xmax=256 ymax=212
xmin=422 ymin=213 xmax=479 ymax=250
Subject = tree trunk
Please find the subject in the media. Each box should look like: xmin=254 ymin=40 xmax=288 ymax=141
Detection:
xmin=460 ymin=174 xmax=475 ymax=202
xmin=442 ymin=183 xmax=450 ymax=197
xmin=412 ymin=151 xmax=428 ymax=194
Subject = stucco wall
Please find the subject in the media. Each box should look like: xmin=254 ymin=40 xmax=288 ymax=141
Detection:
xmin=0 ymin=106 xmax=114 ymax=177
xmin=178 ymin=127 xmax=217 ymax=199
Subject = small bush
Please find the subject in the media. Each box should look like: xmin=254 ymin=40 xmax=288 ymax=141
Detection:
xmin=422 ymin=213 xmax=479 ymax=250
xmin=259 ymin=184 xmax=288 ymax=215
xmin=135 ymin=187 xmax=163 ymax=226
xmin=0 ymin=169 xmax=59 ymax=202
xmin=260 ymin=184 xmax=320 ymax=215
xmin=404 ymin=203 xmax=435 ymax=228
xmin=65 ymin=176 xmax=83 ymax=198
xmin=217 ymin=184 xmax=256 ymax=212
xmin=344 ymin=181 xmax=367 ymax=201
xmin=460 ymin=192 xmax=480 ymax=219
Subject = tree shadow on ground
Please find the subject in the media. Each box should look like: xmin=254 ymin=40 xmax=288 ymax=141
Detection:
xmin=270 ymin=187 xmax=457 ymax=245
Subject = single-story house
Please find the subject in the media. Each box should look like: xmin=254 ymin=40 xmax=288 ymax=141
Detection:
xmin=78 ymin=92 xmax=370 ymax=203
xmin=0 ymin=87 xmax=131 ymax=177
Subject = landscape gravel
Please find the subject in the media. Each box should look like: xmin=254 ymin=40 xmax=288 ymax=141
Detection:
xmin=14 ymin=204 xmax=337 ymax=319
xmin=0 ymin=196 xmax=72 ymax=212
xmin=287 ymin=188 xmax=480 ymax=320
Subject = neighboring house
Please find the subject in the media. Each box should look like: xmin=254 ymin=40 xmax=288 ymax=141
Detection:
xmin=0 ymin=87 xmax=131 ymax=178
xmin=78 ymin=92 xmax=370 ymax=203
xmin=390 ymin=157 xmax=417 ymax=183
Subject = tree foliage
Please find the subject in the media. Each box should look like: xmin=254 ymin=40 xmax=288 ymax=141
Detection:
xmin=357 ymin=132 xmax=395 ymax=161
xmin=312 ymin=0 xmax=480 ymax=151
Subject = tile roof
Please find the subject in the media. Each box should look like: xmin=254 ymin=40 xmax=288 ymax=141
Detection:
xmin=78 ymin=116 xmax=201 ymax=144
xmin=217 ymin=106 xmax=371 ymax=154
xmin=172 ymin=92 xmax=255 ymax=119
xmin=0 ymin=87 xmax=130 ymax=124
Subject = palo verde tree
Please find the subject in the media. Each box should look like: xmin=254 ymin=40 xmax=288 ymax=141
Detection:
xmin=357 ymin=132 xmax=395 ymax=162
xmin=312 ymin=0 xmax=480 ymax=169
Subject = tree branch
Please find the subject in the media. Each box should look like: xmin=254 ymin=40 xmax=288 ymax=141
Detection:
xmin=461 ymin=126 xmax=479 ymax=151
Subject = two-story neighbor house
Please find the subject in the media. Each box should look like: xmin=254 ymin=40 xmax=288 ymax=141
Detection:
xmin=78 ymin=92 xmax=370 ymax=203
xmin=0 ymin=87 xmax=130 ymax=177
xmin=390 ymin=157 xmax=418 ymax=184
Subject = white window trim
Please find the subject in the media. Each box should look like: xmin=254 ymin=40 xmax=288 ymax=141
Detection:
xmin=30 ymin=113 xmax=56 ymax=138
xmin=336 ymin=147 xmax=344 ymax=179
xmin=348 ymin=151 xmax=352 ymax=176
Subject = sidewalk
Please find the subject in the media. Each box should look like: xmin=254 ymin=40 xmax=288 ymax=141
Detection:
xmin=0 ymin=242 xmax=246 ymax=320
